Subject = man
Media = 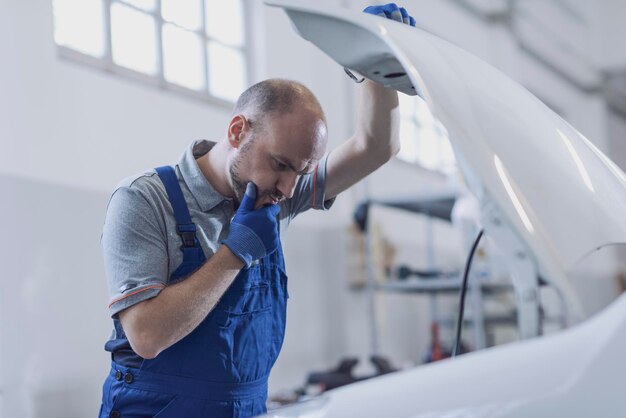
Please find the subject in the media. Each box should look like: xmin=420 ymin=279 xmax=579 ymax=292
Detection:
xmin=99 ymin=4 xmax=415 ymax=417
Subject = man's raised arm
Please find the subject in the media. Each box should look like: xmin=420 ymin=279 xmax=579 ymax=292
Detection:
xmin=324 ymin=3 xmax=416 ymax=200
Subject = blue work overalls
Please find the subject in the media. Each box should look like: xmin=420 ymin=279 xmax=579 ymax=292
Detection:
xmin=99 ymin=166 xmax=288 ymax=417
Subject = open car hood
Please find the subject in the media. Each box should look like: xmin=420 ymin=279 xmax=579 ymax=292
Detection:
xmin=266 ymin=0 xmax=626 ymax=318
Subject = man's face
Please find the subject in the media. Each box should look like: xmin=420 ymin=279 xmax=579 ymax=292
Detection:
xmin=228 ymin=108 xmax=327 ymax=209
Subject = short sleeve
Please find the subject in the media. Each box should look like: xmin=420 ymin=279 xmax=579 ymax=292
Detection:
xmin=102 ymin=185 xmax=168 ymax=318
xmin=282 ymin=154 xmax=336 ymax=220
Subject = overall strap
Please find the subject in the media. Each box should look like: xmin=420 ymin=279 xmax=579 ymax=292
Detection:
xmin=155 ymin=166 xmax=198 ymax=249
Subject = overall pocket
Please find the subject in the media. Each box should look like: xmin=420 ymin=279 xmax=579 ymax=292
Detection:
xmin=216 ymin=306 xmax=273 ymax=379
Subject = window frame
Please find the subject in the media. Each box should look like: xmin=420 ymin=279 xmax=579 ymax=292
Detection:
xmin=55 ymin=0 xmax=251 ymax=107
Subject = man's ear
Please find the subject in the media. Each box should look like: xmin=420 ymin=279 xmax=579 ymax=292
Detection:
xmin=227 ymin=115 xmax=249 ymax=149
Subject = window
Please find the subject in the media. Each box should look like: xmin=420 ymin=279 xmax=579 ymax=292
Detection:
xmin=397 ymin=93 xmax=457 ymax=174
xmin=52 ymin=0 xmax=248 ymax=103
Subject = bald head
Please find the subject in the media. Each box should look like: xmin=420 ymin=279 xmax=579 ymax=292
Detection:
xmin=232 ymin=78 xmax=326 ymax=133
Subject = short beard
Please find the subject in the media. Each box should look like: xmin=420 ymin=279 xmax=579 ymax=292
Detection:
xmin=229 ymin=137 xmax=254 ymax=204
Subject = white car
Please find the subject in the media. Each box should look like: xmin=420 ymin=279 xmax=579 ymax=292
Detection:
xmin=261 ymin=1 xmax=626 ymax=417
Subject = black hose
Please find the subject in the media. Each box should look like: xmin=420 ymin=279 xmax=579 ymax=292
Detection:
xmin=452 ymin=229 xmax=484 ymax=357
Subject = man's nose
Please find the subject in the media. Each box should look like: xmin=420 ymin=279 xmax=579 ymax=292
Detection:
xmin=278 ymin=172 xmax=299 ymax=199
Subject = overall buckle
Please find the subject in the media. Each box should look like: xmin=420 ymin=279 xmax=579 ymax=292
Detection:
xmin=176 ymin=224 xmax=197 ymax=248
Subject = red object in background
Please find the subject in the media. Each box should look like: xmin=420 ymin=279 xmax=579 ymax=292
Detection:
xmin=424 ymin=322 xmax=451 ymax=363
xmin=430 ymin=322 xmax=444 ymax=361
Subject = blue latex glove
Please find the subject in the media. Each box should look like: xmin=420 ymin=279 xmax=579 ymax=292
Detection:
xmin=222 ymin=182 xmax=281 ymax=268
xmin=363 ymin=3 xmax=416 ymax=27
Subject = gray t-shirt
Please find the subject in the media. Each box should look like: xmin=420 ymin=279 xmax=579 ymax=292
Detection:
xmin=102 ymin=139 xmax=334 ymax=318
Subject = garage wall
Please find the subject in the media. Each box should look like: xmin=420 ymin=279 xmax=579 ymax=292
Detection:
xmin=0 ymin=174 xmax=111 ymax=417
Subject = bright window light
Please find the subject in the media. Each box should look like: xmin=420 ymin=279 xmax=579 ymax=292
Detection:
xmin=52 ymin=0 xmax=249 ymax=104
xmin=111 ymin=3 xmax=158 ymax=75
xmin=163 ymin=24 xmax=204 ymax=91
xmin=399 ymin=90 xmax=415 ymax=118
xmin=205 ymin=0 xmax=245 ymax=47
xmin=398 ymin=95 xmax=457 ymax=173
xmin=208 ymin=42 xmax=246 ymax=102
xmin=162 ymin=0 xmax=202 ymax=31
xmin=52 ymin=0 xmax=105 ymax=57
